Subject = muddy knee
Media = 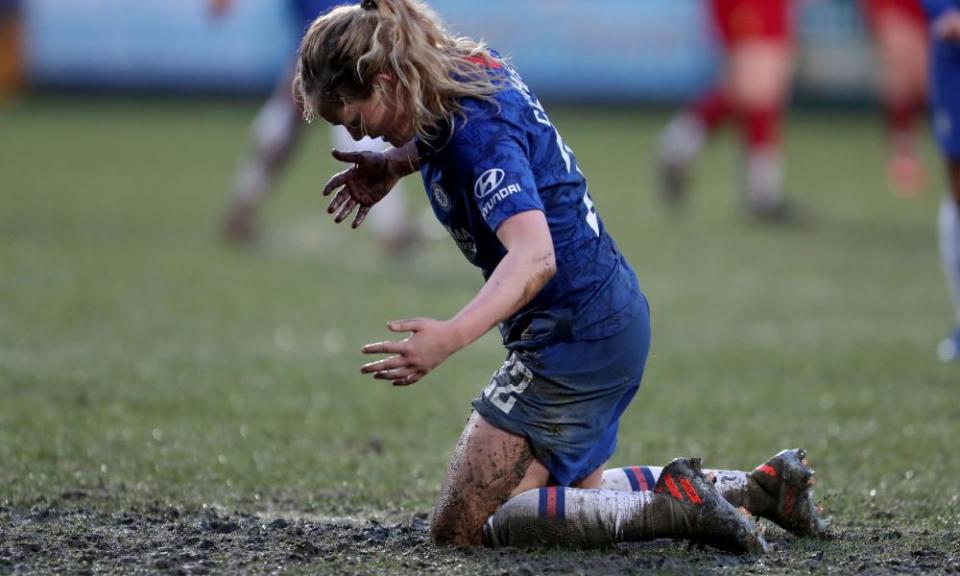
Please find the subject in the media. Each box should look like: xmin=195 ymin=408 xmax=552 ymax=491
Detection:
xmin=430 ymin=498 xmax=484 ymax=547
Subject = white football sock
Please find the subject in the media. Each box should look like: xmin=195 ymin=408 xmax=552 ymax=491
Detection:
xmin=938 ymin=197 xmax=960 ymax=324
xmin=745 ymin=147 xmax=785 ymax=208
xmin=602 ymin=466 xmax=749 ymax=509
xmin=659 ymin=113 xmax=706 ymax=169
xmin=484 ymin=486 xmax=682 ymax=548
xmin=484 ymin=461 xmax=766 ymax=552
xmin=229 ymin=92 xmax=301 ymax=208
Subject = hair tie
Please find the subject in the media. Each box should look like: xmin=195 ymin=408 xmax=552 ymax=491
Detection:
xmin=360 ymin=0 xmax=378 ymax=10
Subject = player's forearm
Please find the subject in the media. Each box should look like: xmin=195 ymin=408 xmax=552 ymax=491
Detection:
xmin=447 ymin=247 xmax=556 ymax=349
xmin=385 ymin=141 xmax=421 ymax=179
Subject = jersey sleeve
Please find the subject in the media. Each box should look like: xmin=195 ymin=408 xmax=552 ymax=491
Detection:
xmin=453 ymin=117 xmax=544 ymax=233
xmin=921 ymin=0 xmax=955 ymax=20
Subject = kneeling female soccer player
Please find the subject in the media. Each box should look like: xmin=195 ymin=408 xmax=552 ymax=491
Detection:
xmin=294 ymin=0 xmax=828 ymax=550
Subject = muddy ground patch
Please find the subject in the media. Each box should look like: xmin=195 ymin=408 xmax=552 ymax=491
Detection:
xmin=2 ymin=492 xmax=959 ymax=575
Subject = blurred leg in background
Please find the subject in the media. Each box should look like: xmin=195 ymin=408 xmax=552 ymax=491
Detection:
xmin=658 ymin=87 xmax=733 ymax=207
xmin=222 ymin=71 xmax=304 ymax=243
xmin=929 ymin=5 xmax=960 ymax=362
xmin=936 ymin=161 xmax=960 ymax=362
xmin=220 ymin=0 xmax=416 ymax=252
xmin=727 ymin=29 xmax=795 ymax=221
xmin=658 ymin=0 xmax=796 ymax=222
xmin=0 ymin=0 xmax=23 ymax=102
xmin=863 ymin=0 xmax=929 ymax=198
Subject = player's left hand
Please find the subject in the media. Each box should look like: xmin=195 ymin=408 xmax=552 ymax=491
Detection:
xmin=934 ymin=10 xmax=960 ymax=42
xmin=360 ymin=318 xmax=463 ymax=386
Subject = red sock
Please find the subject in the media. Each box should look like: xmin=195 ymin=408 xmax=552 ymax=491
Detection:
xmin=691 ymin=88 xmax=734 ymax=133
xmin=886 ymin=98 xmax=920 ymax=146
xmin=741 ymin=106 xmax=782 ymax=152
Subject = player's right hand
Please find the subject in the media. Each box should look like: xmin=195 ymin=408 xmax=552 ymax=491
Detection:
xmin=322 ymin=149 xmax=400 ymax=229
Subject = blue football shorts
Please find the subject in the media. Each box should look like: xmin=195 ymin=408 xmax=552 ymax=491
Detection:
xmin=472 ymin=294 xmax=651 ymax=486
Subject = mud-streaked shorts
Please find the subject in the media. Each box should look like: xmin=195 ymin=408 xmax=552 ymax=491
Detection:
xmin=472 ymin=296 xmax=651 ymax=486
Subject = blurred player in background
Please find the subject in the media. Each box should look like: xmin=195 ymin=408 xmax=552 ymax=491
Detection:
xmin=922 ymin=0 xmax=960 ymax=361
xmin=658 ymin=0 xmax=797 ymax=221
xmin=0 ymin=0 xmax=23 ymax=101
xmin=296 ymin=0 xmax=826 ymax=551
xmin=211 ymin=0 xmax=416 ymax=250
xmin=863 ymin=0 xmax=930 ymax=198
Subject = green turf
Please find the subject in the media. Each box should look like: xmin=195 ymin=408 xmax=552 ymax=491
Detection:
xmin=1 ymin=95 xmax=958 ymax=536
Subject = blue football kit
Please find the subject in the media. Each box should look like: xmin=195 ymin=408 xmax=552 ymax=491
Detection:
xmin=923 ymin=0 xmax=960 ymax=159
xmin=415 ymin=59 xmax=650 ymax=486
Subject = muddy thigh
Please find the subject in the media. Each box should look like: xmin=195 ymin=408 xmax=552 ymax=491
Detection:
xmin=431 ymin=411 xmax=540 ymax=547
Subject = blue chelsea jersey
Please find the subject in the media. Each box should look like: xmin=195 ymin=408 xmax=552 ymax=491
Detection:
xmin=416 ymin=61 xmax=643 ymax=343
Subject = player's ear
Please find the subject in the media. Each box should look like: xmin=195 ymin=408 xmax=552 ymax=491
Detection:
xmin=373 ymin=72 xmax=397 ymax=93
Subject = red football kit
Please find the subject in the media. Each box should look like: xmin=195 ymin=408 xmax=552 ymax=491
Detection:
xmin=710 ymin=0 xmax=793 ymax=47
xmin=862 ymin=0 xmax=928 ymax=31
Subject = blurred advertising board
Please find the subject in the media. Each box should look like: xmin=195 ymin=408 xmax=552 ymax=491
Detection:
xmin=25 ymin=0 xmax=298 ymax=91
xmin=23 ymin=0 xmax=716 ymax=99
xmin=440 ymin=0 xmax=718 ymax=101
xmin=24 ymin=0 xmax=874 ymax=101
xmin=796 ymin=0 xmax=877 ymax=101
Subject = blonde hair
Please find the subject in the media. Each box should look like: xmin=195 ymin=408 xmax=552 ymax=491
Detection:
xmin=293 ymin=0 xmax=502 ymax=141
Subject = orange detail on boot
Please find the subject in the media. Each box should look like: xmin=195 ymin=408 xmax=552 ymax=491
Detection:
xmin=755 ymin=464 xmax=778 ymax=478
xmin=678 ymin=478 xmax=704 ymax=505
xmin=658 ymin=474 xmax=684 ymax=501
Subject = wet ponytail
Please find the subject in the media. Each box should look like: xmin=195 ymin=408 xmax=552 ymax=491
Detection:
xmin=294 ymin=0 xmax=502 ymax=141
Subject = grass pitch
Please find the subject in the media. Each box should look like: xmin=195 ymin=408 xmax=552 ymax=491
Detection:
xmin=1 ymin=96 xmax=958 ymax=574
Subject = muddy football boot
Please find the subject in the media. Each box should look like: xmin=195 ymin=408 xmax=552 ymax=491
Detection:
xmin=746 ymin=196 xmax=804 ymax=225
xmin=658 ymin=156 xmax=689 ymax=208
xmin=222 ymin=203 xmax=258 ymax=244
xmin=654 ymin=457 xmax=768 ymax=554
xmin=749 ymin=448 xmax=830 ymax=538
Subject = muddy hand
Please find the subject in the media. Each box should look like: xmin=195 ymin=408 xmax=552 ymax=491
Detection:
xmin=321 ymin=149 xmax=398 ymax=228
xmin=360 ymin=318 xmax=462 ymax=386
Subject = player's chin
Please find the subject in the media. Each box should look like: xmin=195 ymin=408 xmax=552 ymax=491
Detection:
xmin=383 ymin=127 xmax=413 ymax=148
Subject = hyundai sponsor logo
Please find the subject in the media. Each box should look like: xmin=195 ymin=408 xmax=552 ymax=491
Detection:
xmin=474 ymin=168 xmax=506 ymax=199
